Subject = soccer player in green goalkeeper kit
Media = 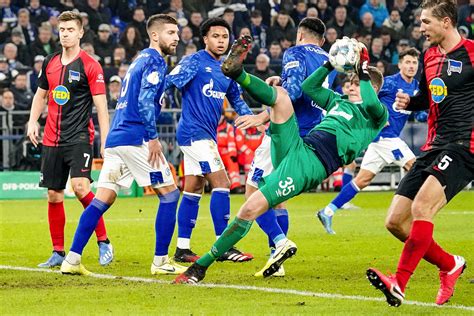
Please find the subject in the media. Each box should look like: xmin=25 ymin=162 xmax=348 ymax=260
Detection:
xmin=174 ymin=35 xmax=388 ymax=284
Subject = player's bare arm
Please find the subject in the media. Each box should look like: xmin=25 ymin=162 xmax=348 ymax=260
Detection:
xmin=27 ymin=87 xmax=48 ymax=147
xmin=92 ymin=94 xmax=110 ymax=157
xmin=265 ymin=76 xmax=281 ymax=86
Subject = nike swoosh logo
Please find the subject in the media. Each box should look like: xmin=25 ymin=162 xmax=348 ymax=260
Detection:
xmin=159 ymin=266 xmax=176 ymax=272
xmin=81 ymin=169 xmax=90 ymax=172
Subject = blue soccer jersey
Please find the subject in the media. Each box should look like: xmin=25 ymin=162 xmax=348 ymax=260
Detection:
xmin=281 ymin=44 xmax=337 ymax=136
xmin=377 ymin=72 xmax=419 ymax=139
xmin=106 ymin=48 xmax=166 ymax=148
xmin=166 ymin=50 xmax=252 ymax=146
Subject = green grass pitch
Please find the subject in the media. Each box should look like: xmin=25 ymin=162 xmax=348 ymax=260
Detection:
xmin=1 ymin=191 xmax=473 ymax=314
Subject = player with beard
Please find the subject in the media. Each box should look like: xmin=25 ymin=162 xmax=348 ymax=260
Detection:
xmin=166 ymin=18 xmax=254 ymax=263
xmin=60 ymin=14 xmax=185 ymax=275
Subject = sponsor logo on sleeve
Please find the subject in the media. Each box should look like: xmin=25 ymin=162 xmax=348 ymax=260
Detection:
xmin=284 ymin=60 xmax=299 ymax=71
xmin=96 ymin=73 xmax=104 ymax=83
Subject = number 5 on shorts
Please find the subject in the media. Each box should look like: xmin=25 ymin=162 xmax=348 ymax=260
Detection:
xmin=437 ymin=155 xmax=452 ymax=171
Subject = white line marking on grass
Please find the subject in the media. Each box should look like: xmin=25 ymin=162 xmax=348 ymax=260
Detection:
xmin=1 ymin=265 xmax=473 ymax=311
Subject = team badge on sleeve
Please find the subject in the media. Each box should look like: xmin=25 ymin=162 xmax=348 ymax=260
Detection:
xmin=147 ymin=71 xmax=160 ymax=84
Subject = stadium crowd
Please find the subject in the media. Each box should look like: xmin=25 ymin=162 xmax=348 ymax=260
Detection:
xmin=0 ymin=0 xmax=471 ymax=176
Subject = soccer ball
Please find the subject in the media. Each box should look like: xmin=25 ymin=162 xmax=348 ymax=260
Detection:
xmin=328 ymin=37 xmax=361 ymax=73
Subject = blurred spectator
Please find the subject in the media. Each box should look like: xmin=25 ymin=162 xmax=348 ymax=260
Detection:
xmin=391 ymin=38 xmax=410 ymax=64
xmin=27 ymin=0 xmax=49 ymax=27
xmin=338 ymin=0 xmax=359 ymax=24
xmin=130 ymin=7 xmax=148 ymax=45
xmin=216 ymin=114 xmax=241 ymax=191
xmin=82 ymin=0 xmax=112 ymax=32
xmin=392 ymin=0 xmax=417 ymax=26
xmin=189 ymin=11 xmax=203 ymax=47
xmin=12 ymin=8 xmax=37 ymax=46
xmin=107 ymin=75 xmax=121 ymax=109
xmin=250 ymin=10 xmax=269 ymax=52
xmin=0 ymin=55 xmax=13 ymax=89
xmin=119 ymin=25 xmax=143 ymax=62
xmin=112 ymin=45 xmax=126 ymax=67
xmin=110 ymin=0 xmax=137 ymax=23
xmin=279 ymin=36 xmax=293 ymax=52
xmin=375 ymin=59 xmax=388 ymax=76
xmin=47 ymin=10 xmax=60 ymax=40
xmin=26 ymin=55 xmax=44 ymax=92
xmin=176 ymin=25 xmax=199 ymax=60
xmin=268 ymin=41 xmax=283 ymax=70
xmin=270 ymin=11 xmax=296 ymax=43
xmin=81 ymin=42 xmax=101 ymax=63
xmin=184 ymin=43 xmax=197 ymax=56
xmin=458 ymin=1 xmax=474 ymax=33
xmin=0 ymin=0 xmax=18 ymax=27
xmin=359 ymin=0 xmax=389 ymax=28
xmin=0 ymin=89 xmax=15 ymax=131
xmin=322 ymin=27 xmax=338 ymax=52
xmin=32 ymin=25 xmax=59 ymax=57
xmin=117 ymin=63 xmax=129 ymax=79
xmin=383 ymin=9 xmax=405 ymax=40
xmin=10 ymin=73 xmax=33 ymax=111
xmin=291 ymin=0 xmax=308 ymax=25
xmin=369 ymin=37 xmax=384 ymax=63
xmin=221 ymin=8 xmax=237 ymax=38
xmin=356 ymin=30 xmax=373 ymax=52
xmin=57 ymin=0 xmax=75 ymax=12
xmin=327 ymin=5 xmax=357 ymax=38
xmin=170 ymin=0 xmax=187 ymax=23
xmin=9 ymin=29 xmax=32 ymax=66
xmin=253 ymin=53 xmax=275 ymax=81
xmin=4 ymin=43 xmax=25 ymax=72
xmin=380 ymin=28 xmax=395 ymax=63
xmin=358 ymin=12 xmax=380 ymax=37
xmin=316 ymin=0 xmax=333 ymax=23
xmin=1 ymin=89 xmax=27 ymax=131
xmin=94 ymin=23 xmax=116 ymax=66
xmin=408 ymin=24 xmax=423 ymax=51
xmin=80 ymin=11 xmax=96 ymax=44
xmin=306 ymin=7 xmax=318 ymax=18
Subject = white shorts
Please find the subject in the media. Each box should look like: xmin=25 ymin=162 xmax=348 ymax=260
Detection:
xmin=180 ymin=139 xmax=224 ymax=176
xmin=246 ymin=135 xmax=274 ymax=188
xmin=360 ymin=137 xmax=416 ymax=174
xmin=97 ymin=143 xmax=174 ymax=193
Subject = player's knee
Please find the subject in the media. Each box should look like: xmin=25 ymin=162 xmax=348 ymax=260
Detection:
xmin=47 ymin=190 xmax=63 ymax=203
xmin=72 ymin=182 xmax=88 ymax=198
xmin=238 ymin=201 xmax=260 ymax=221
xmin=411 ymin=196 xmax=436 ymax=219
xmin=354 ymin=177 xmax=369 ymax=189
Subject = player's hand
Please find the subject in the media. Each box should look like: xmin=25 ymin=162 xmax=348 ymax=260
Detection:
xmin=395 ymin=91 xmax=410 ymax=110
xmin=265 ymin=76 xmax=281 ymax=86
xmin=234 ymin=114 xmax=263 ymax=130
xmin=27 ymin=121 xmax=40 ymax=147
xmin=148 ymin=138 xmax=165 ymax=169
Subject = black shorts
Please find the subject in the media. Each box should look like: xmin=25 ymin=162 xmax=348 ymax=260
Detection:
xmin=396 ymin=143 xmax=473 ymax=202
xmin=39 ymin=143 xmax=93 ymax=190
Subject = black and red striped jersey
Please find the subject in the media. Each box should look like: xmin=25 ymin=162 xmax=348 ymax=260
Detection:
xmin=38 ymin=50 xmax=106 ymax=147
xmin=408 ymin=38 xmax=474 ymax=153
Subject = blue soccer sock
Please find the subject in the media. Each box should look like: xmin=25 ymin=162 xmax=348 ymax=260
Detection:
xmin=210 ymin=188 xmax=230 ymax=237
xmin=155 ymin=189 xmax=180 ymax=256
xmin=177 ymin=192 xmax=201 ymax=249
xmin=324 ymin=180 xmax=360 ymax=216
xmin=275 ymin=208 xmax=289 ymax=236
xmin=70 ymin=198 xmax=110 ymax=255
xmin=256 ymin=208 xmax=285 ymax=249
xmin=342 ymin=168 xmax=354 ymax=186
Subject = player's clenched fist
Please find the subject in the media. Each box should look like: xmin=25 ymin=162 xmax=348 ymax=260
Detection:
xmin=395 ymin=91 xmax=410 ymax=110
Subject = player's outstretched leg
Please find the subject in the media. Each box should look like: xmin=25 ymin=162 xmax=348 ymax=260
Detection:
xmin=366 ymin=268 xmax=405 ymax=307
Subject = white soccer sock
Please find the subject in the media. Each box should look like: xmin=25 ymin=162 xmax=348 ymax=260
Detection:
xmin=66 ymin=251 xmax=81 ymax=265
xmin=153 ymin=255 xmax=168 ymax=266
xmin=323 ymin=206 xmax=335 ymax=216
xmin=177 ymin=237 xmax=190 ymax=249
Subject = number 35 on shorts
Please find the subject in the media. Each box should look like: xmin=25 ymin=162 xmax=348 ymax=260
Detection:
xmin=276 ymin=177 xmax=295 ymax=197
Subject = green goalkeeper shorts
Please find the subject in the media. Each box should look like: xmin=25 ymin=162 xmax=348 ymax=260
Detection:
xmin=259 ymin=114 xmax=328 ymax=207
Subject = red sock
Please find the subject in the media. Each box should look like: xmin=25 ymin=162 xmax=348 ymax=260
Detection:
xmin=423 ymin=240 xmax=455 ymax=272
xmin=48 ymin=201 xmax=66 ymax=252
xmin=396 ymin=220 xmax=434 ymax=292
xmin=80 ymin=191 xmax=108 ymax=241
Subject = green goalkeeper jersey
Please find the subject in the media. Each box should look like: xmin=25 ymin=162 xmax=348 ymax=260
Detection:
xmin=301 ymin=66 xmax=388 ymax=165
